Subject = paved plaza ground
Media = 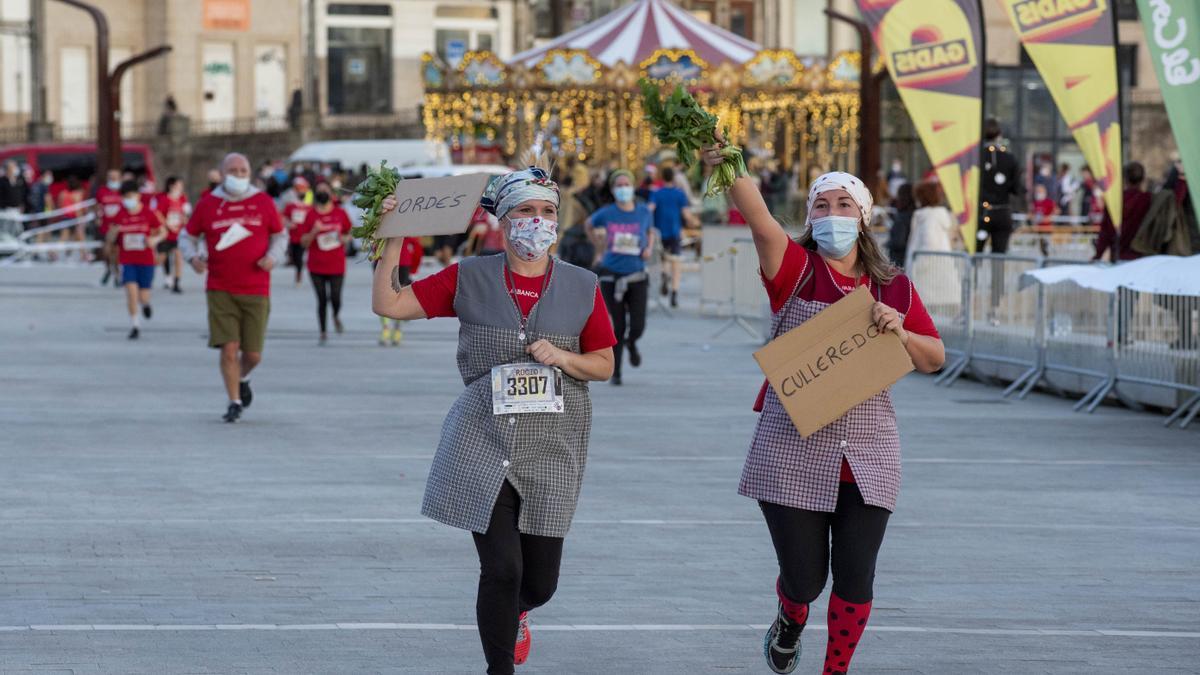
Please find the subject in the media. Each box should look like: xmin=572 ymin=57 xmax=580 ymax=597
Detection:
xmin=1 ymin=261 xmax=1198 ymax=674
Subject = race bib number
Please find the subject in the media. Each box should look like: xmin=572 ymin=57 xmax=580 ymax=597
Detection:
xmin=290 ymin=209 xmax=307 ymax=224
xmin=491 ymin=363 xmax=564 ymax=414
xmin=122 ymin=232 xmax=146 ymax=251
xmin=166 ymin=211 xmax=183 ymax=228
xmin=317 ymin=229 xmax=342 ymax=251
xmin=104 ymin=204 xmax=120 ymax=218
xmin=611 ymin=231 xmax=642 ymax=256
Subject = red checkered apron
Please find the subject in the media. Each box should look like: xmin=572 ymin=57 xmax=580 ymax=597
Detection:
xmin=739 ymin=258 xmax=907 ymax=513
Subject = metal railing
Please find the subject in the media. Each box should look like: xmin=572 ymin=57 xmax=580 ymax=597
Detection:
xmin=0 ymin=200 xmax=100 ymax=264
xmin=909 ymin=250 xmax=1200 ymax=429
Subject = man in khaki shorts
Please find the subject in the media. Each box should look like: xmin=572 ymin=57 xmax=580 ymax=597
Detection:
xmin=180 ymin=153 xmax=287 ymax=422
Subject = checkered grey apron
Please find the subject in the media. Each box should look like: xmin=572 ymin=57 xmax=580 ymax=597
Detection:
xmin=421 ymin=255 xmax=598 ymax=538
xmin=739 ymin=261 xmax=906 ymax=513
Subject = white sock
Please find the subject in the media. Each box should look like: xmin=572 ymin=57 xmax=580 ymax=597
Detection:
xmin=230 ymin=398 xmax=242 ymax=406
xmin=130 ymin=314 xmax=140 ymax=328
xmin=240 ymin=376 xmax=250 ymax=383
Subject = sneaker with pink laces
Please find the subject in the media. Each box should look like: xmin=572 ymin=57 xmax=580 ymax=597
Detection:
xmin=514 ymin=611 xmax=531 ymax=665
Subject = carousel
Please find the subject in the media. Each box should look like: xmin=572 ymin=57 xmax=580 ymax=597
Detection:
xmin=421 ymin=0 xmax=864 ymax=174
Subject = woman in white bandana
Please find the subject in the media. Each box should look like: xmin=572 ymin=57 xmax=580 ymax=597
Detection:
xmin=371 ymin=166 xmax=616 ymax=675
xmin=703 ymin=144 xmax=945 ymax=675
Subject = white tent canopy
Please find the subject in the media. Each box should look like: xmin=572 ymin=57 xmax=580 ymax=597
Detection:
xmin=1020 ymin=255 xmax=1200 ymax=295
xmin=509 ymin=0 xmax=761 ymax=68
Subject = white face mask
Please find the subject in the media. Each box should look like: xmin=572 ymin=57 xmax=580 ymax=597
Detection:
xmin=224 ymin=174 xmax=250 ymax=195
xmin=613 ymin=185 xmax=635 ymax=203
xmin=107 ymin=180 xmax=120 ymax=190
xmin=810 ymin=215 xmax=861 ymax=259
xmin=506 ymin=216 xmax=558 ymax=262
xmin=122 ymin=197 xmax=140 ymax=211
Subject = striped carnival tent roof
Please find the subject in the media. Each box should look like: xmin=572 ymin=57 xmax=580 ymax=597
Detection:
xmin=509 ymin=0 xmax=762 ymax=68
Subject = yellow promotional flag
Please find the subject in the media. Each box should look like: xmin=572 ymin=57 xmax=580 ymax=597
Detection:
xmin=856 ymin=0 xmax=986 ymax=251
xmin=998 ymin=0 xmax=1123 ymax=226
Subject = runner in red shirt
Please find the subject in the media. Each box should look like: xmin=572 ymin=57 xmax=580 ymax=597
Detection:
xmin=95 ymin=168 xmax=124 ymax=285
xmin=281 ymin=176 xmax=312 ymax=286
xmin=104 ymin=181 xmax=165 ymax=339
xmin=465 ymin=206 xmax=504 ymax=256
xmin=298 ymin=182 xmax=353 ymax=343
xmin=155 ymin=176 xmax=191 ymax=294
xmin=703 ymin=137 xmax=945 ymax=675
xmin=376 ymin=237 xmax=423 ymax=346
xmin=179 ymin=152 xmax=287 ymax=423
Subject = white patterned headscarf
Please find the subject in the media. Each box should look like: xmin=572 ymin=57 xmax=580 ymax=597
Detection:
xmin=480 ymin=167 xmax=560 ymax=221
xmin=805 ymin=171 xmax=873 ymax=227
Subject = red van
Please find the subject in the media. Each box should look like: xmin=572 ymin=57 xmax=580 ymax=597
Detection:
xmin=0 ymin=142 xmax=156 ymax=193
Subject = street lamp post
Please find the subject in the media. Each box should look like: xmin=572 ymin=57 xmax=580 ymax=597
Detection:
xmin=52 ymin=0 xmax=109 ymax=187
xmin=824 ymin=8 xmax=881 ymax=184
xmin=109 ymin=46 xmax=172 ymax=172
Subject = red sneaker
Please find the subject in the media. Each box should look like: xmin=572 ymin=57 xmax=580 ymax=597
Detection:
xmin=514 ymin=611 xmax=531 ymax=665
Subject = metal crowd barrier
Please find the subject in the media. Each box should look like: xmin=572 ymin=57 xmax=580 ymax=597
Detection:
xmin=908 ymin=250 xmax=1200 ymax=429
xmin=0 ymin=201 xmax=100 ymax=265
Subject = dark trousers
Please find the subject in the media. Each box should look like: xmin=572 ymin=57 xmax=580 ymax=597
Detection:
xmin=979 ymin=211 xmax=1013 ymax=313
xmin=288 ymin=243 xmax=305 ymax=282
xmin=309 ymin=272 xmax=343 ymax=333
xmin=599 ymin=276 xmax=648 ymax=377
xmin=473 ymin=481 xmax=564 ymax=675
xmin=759 ymin=482 xmax=891 ymax=605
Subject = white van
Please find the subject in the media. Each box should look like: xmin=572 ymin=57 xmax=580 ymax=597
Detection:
xmin=287 ymin=139 xmax=451 ymax=172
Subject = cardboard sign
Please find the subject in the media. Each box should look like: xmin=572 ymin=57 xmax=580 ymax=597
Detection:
xmin=376 ymin=173 xmax=492 ymax=238
xmin=753 ymin=286 xmax=914 ymax=438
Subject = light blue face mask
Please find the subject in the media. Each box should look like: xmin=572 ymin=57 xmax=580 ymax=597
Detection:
xmin=810 ymin=215 xmax=861 ymax=259
xmin=612 ymin=185 xmax=634 ymax=203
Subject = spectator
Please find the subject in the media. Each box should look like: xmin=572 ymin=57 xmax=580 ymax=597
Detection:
xmin=1057 ymin=163 xmax=1079 ymax=216
xmin=26 ymin=170 xmax=54 ymax=222
xmin=156 ymin=95 xmax=178 ymax=136
xmin=287 ymin=89 xmax=303 ymax=130
xmin=1095 ymin=162 xmax=1152 ymax=264
xmin=886 ymin=182 xmax=914 ymax=267
xmin=1029 ymin=182 xmax=1059 ymax=256
xmin=0 ymin=160 xmax=28 ymax=216
xmin=1135 ymin=163 xmax=1199 ymax=350
xmin=1079 ymin=167 xmax=1097 ymax=218
xmin=886 ymin=158 xmax=908 ymax=200
xmin=907 ymin=180 xmax=962 ymax=312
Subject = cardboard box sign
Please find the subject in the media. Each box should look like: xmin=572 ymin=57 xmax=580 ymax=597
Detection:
xmin=753 ymin=286 xmax=914 ymax=438
xmin=376 ymin=173 xmax=493 ymax=238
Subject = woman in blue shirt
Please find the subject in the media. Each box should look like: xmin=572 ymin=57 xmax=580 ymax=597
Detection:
xmin=586 ymin=169 xmax=656 ymax=386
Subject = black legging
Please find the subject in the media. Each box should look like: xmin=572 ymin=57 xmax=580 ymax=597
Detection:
xmin=599 ymin=274 xmax=648 ymax=376
xmin=473 ymin=481 xmax=564 ymax=675
xmin=760 ymin=482 xmax=890 ymax=605
xmin=309 ymin=272 xmax=344 ymax=333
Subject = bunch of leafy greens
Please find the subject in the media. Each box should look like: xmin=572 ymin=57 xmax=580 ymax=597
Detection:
xmin=638 ymin=79 xmax=747 ymax=197
xmin=350 ymin=160 xmax=402 ymax=261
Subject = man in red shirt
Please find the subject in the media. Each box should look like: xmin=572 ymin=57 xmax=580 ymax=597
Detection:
xmin=281 ymin=176 xmax=312 ymax=286
xmin=180 ymin=152 xmax=287 ymax=423
xmin=95 ymin=168 xmax=124 ymax=287
xmin=104 ymin=181 xmax=165 ymax=339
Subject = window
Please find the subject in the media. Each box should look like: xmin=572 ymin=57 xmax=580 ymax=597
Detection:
xmin=532 ymin=0 xmax=554 ymax=39
xmin=477 ymin=33 xmax=494 ymax=53
xmin=436 ymin=6 xmax=497 ymax=19
xmin=436 ymin=29 xmax=471 ymax=66
xmin=326 ymin=26 xmax=392 ymax=114
xmin=328 ymin=3 xmax=391 ymax=16
xmin=730 ymin=1 xmax=754 ymax=39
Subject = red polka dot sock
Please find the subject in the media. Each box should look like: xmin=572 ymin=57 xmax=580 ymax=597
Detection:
xmin=823 ymin=593 xmax=871 ymax=674
xmin=775 ymin=577 xmax=809 ymax=624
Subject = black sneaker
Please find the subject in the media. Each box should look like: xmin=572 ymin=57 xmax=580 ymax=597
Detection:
xmin=223 ymin=402 xmax=243 ymax=423
xmin=670 ymin=290 xmax=678 ymax=308
xmin=142 ymin=304 xmax=152 ymax=320
xmin=127 ymin=327 xmax=139 ymax=340
xmin=239 ymin=381 xmax=253 ymax=408
xmin=172 ymin=279 xmax=182 ymax=294
xmin=100 ymin=269 xmax=111 ymax=286
xmin=763 ymin=601 xmax=804 ymax=674
xmin=627 ymin=341 xmax=641 ymax=368
xmin=611 ymin=374 xmax=622 ymax=386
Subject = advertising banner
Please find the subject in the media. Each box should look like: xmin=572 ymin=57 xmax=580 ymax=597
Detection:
xmin=999 ymin=0 xmax=1124 ymax=225
xmin=857 ymin=0 xmax=986 ymax=251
